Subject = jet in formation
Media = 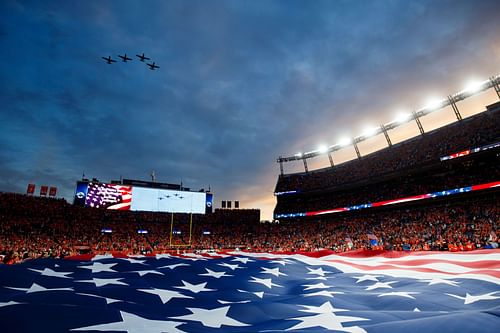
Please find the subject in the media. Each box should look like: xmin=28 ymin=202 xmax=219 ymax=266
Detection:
xmin=136 ymin=53 xmax=150 ymax=62
xmin=118 ymin=54 xmax=133 ymax=62
xmin=147 ymin=62 xmax=160 ymax=70
xmin=102 ymin=56 xmax=117 ymax=64
xmin=102 ymin=53 xmax=159 ymax=70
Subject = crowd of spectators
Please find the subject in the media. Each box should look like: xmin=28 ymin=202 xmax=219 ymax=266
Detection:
xmin=275 ymin=106 xmax=500 ymax=193
xmin=1 ymin=192 xmax=498 ymax=264
xmin=275 ymin=149 xmax=499 ymax=214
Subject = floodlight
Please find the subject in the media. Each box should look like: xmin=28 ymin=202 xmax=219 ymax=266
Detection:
xmin=317 ymin=145 xmax=328 ymax=154
xmin=424 ymin=98 xmax=443 ymax=110
xmin=337 ymin=137 xmax=351 ymax=147
xmin=393 ymin=112 xmax=411 ymax=124
xmin=464 ymin=80 xmax=483 ymax=94
xmin=362 ymin=126 xmax=379 ymax=137
xmin=295 ymin=152 xmax=302 ymax=158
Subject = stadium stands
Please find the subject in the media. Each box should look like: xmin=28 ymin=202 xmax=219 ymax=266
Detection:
xmin=275 ymin=104 xmax=500 ymax=193
xmin=0 ymin=191 xmax=498 ymax=264
xmin=1 ymin=104 xmax=499 ymax=264
xmin=274 ymin=103 xmax=500 ymax=217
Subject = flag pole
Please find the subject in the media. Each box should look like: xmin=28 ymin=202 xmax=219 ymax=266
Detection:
xmin=169 ymin=212 xmax=174 ymax=247
xmin=188 ymin=213 xmax=193 ymax=246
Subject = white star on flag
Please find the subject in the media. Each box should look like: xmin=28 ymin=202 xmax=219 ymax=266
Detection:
xmin=302 ymin=282 xmax=331 ymax=290
xmin=270 ymin=259 xmax=292 ymax=266
xmin=303 ymin=290 xmax=345 ymax=298
xmin=352 ymin=275 xmax=381 ymax=283
xmin=238 ymin=289 xmax=264 ymax=299
xmin=138 ymin=287 xmax=193 ymax=303
xmin=77 ymin=278 xmax=128 ymax=287
xmin=260 ymin=267 xmax=287 ymax=277
xmin=71 ymin=310 xmax=186 ymax=333
xmin=217 ymin=299 xmax=251 ymax=304
xmin=28 ymin=268 xmax=73 ymax=279
xmin=132 ymin=270 xmax=165 ymax=277
xmin=249 ymin=276 xmax=282 ymax=289
xmin=199 ymin=268 xmax=233 ymax=279
xmin=78 ymin=262 xmax=117 ymax=273
xmin=0 ymin=301 xmax=22 ymax=308
xmin=7 ymin=283 xmax=73 ymax=294
xmin=306 ymin=267 xmax=332 ymax=277
xmin=286 ymin=301 xmax=369 ymax=332
xmin=170 ymin=306 xmax=249 ymax=328
xmin=76 ymin=293 xmax=126 ymax=304
xmin=378 ymin=292 xmax=420 ymax=299
xmin=217 ymin=263 xmax=243 ymax=271
xmin=119 ymin=258 xmax=147 ymax=265
xmin=232 ymin=257 xmax=254 ymax=264
xmin=158 ymin=263 xmax=190 ymax=270
xmin=175 ymin=280 xmax=216 ymax=293
xmin=365 ymin=281 xmax=397 ymax=291
xmin=445 ymin=292 xmax=500 ymax=305
xmin=422 ymin=278 xmax=460 ymax=286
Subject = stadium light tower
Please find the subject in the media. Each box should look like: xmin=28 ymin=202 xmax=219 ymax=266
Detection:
xmin=447 ymin=94 xmax=463 ymax=121
xmin=303 ymin=158 xmax=309 ymax=173
xmin=490 ymin=76 xmax=500 ymax=99
xmin=327 ymin=151 xmax=334 ymax=167
xmin=412 ymin=110 xmax=425 ymax=135
xmin=278 ymin=156 xmax=284 ymax=176
xmin=380 ymin=123 xmax=392 ymax=147
xmin=352 ymin=137 xmax=361 ymax=159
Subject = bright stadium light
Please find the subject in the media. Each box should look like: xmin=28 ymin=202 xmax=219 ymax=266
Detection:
xmin=424 ymin=98 xmax=443 ymax=110
xmin=362 ymin=126 xmax=379 ymax=137
xmin=464 ymin=80 xmax=484 ymax=94
xmin=337 ymin=137 xmax=351 ymax=147
xmin=393 ymin=112 xmax=411 ymax=124
xmin=295 ymin=152 xmax=302 ymax=158
xmin=317 ymin=145 xmax=328 ymax=154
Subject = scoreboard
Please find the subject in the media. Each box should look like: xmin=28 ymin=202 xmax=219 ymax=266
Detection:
xmin=73 ymin=181 xmax=212 ymax=214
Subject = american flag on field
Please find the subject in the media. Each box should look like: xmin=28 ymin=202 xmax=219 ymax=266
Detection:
xmin=85 ymin=183 xmax=132 ymax=210
xmin=0 ymin=250 xmax=499 ymax=332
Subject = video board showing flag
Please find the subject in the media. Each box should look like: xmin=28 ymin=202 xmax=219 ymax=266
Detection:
xmin=0 ymin=250 xmax=498 ymax=332
xmin=75 ymin=182 xmax=208 ymax=214
xmin=85 ymin=183 xmax=132 ymax=210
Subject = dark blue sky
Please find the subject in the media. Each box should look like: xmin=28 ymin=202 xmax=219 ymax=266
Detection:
xmin=1 ymin=0 xmax=499 ymax=219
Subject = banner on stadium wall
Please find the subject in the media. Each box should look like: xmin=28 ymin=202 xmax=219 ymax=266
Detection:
xmin=40 ymin=185 xmax=48 ymax=196
xmin=26 ymin=183 xmax=35 ymax=195
xmin=205 ymin=193 xmax=213 ymax=214
xmin=275 ymin=180 xmax=500 ymax=219
xmin=49 ymin=186 xmax=57 ymax=197
xmin=73 ymin=181 xmax=89 ymax=206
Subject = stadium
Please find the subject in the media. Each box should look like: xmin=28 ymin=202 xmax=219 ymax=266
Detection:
xmin=1 ymin=75 xmax=499 ymax=332
xmin=1 ymin=1 xmax=500 ymax=332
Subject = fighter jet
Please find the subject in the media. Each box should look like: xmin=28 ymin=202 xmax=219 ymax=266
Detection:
xmin=147 ymin=62 xmax=160 ymax=70
xmin=102 ymin=56 xmax=117 ymax=64
xmin=136 ymin=53 xmax=150 ymax=62
xmin=118 ymin=54 xmax=133 ymax=62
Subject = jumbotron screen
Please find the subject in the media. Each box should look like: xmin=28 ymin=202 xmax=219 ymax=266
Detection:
xmin=74 ymin=182 xmax=209 ymax=214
